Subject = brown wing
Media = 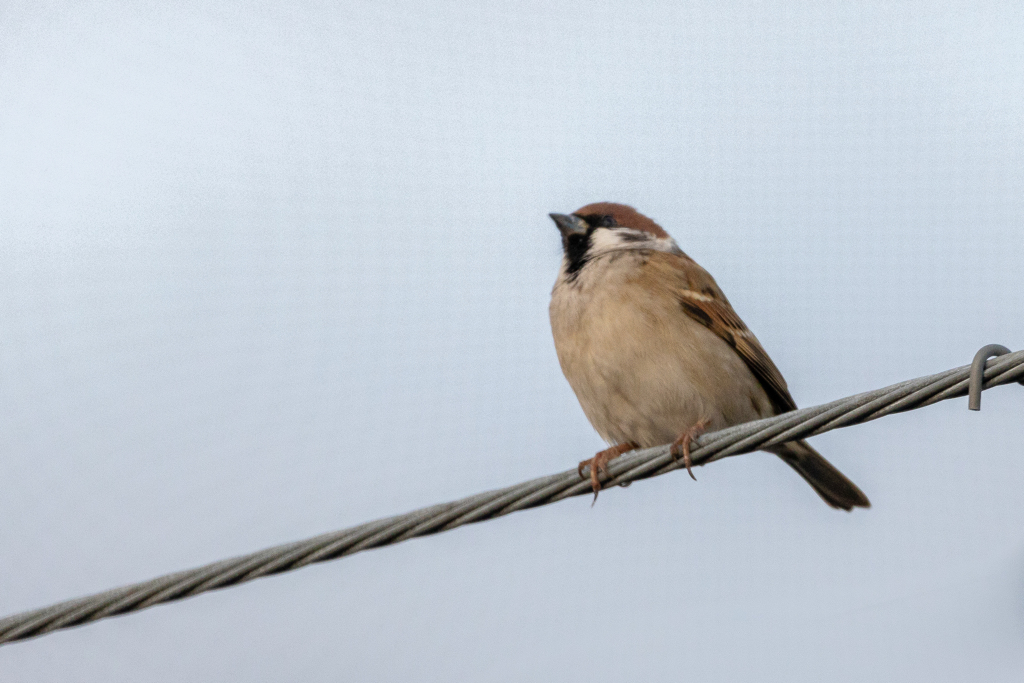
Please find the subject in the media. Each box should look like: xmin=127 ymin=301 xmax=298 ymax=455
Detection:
xmin=646 ymin=251 xmax=798 ymax=415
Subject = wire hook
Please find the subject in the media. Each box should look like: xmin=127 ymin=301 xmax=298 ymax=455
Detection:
xmin=968 ymin=344 xmax=1012 ymax=411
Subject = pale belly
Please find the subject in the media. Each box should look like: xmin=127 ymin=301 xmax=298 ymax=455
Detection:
xmin=550 ymin=267 xmax=771 ymax=447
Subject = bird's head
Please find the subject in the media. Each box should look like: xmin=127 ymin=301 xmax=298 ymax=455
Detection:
xmin=548 ymin=202 xmax=679 ymax=278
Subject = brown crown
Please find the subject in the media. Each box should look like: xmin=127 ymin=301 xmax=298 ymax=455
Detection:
xmin=572 ymin=202 xmax=670 ymax=239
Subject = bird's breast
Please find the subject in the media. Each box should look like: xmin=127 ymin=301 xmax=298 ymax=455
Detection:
xmin=550 ymin=255 xmax=770 ymax=446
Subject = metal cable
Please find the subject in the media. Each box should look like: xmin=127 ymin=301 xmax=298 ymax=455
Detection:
xmin=1 ymin=349 xmax=1022 ymax=646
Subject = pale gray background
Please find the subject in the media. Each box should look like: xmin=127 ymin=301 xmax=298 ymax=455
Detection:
xmin=2 ymin=1 xmax=1023 ymax=681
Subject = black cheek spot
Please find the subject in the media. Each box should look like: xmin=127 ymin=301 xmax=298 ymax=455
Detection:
xmin=618 ymin=232 xmax=651 ymax=243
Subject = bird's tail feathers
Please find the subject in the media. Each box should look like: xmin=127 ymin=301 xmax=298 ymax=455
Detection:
xmin=767 ymin=440 xmax=870 ymax=511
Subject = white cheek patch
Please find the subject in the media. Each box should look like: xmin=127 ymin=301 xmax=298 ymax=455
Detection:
xmin=587 ymin=228 xmax=630 ymax=253
xmin=587 ymin=228 xmax=682 ymax=258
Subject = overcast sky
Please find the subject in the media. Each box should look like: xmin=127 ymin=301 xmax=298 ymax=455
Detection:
xmin=2 ymin=1 xmax=1023 ymax=681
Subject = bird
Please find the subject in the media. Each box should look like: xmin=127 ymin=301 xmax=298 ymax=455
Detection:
xmin=548 ymin=202 xmax=870 ymax=510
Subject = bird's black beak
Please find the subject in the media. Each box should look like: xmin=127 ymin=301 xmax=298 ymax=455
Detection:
xmin=549 ymin=213 xmax=588 ymax=237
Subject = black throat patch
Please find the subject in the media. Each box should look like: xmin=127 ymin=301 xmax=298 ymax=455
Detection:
xmin=562 ymin=228 xmax=594 ymax=278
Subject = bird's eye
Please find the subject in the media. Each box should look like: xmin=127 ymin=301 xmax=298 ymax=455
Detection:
xmin=578 ymin=213 xmax=617 ymax=228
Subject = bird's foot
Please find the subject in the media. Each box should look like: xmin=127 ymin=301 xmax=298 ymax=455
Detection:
xmin=670 ymin=419 xmax=710 ymax=480
xmin=578 ymin=442 xmax=638 ymax=504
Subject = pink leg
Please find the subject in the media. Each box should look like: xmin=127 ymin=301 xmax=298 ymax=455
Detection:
xmin=670 ymin=418 xmax=710 ymax=480
xmin=578 ymin=441 xmax=638 ymax=503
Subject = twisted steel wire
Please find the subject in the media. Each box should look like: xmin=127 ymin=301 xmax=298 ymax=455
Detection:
xmin=1 ymin=349 xmax=1022 ymax=646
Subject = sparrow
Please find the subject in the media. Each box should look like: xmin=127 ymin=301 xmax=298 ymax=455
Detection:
xmin=548 ymin=202 xmax=870 ymax=510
